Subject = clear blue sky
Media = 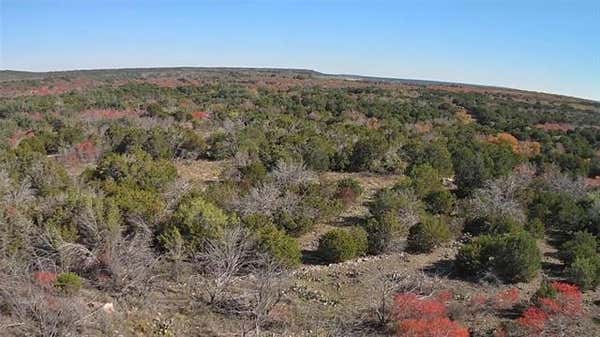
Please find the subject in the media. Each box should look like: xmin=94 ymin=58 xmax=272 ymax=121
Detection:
xmin=1 ymin=0 xmax=599 ymax=100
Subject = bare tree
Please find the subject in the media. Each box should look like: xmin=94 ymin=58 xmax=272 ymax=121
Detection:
xmin=55 ymin=208 xmax=158 ymax=300
xmin=193 ymin=226 xmax=256 ymax=305
xmin=0 ymin=260 xmax=91 ymax=337
xmin=365 ymin=268 xmax=446 ymax=327
xmin=539 ymin=164 xmax=586 ymax=198
xmin=270 ymin=160 xmax=317 ymax=189
xmin=246 ymin=255 xmax=289 ymax=337
xmin=366 ymin=268 xmax=400 ymax=326
xmin=467 ymin=169 xmax=534 ymax=224
xmin=232 ymin=150 xmax=253 ymax=169
xmin=236 ymin=182 xmax=282 ymax=217
xmin=0 ymin=171 xmax=35 ymax=206
xmin=100 ymin=225 xmax=158 ymax=298
xmin=163 ymin=178 xmax=194 ymax=212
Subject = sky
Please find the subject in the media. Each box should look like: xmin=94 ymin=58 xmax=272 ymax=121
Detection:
xmin=1 ymin=0 xmax=599 ymax=101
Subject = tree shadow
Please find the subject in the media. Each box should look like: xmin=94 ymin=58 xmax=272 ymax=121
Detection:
xmin=545 ymin=230 xmax=571 ymax=248
xmin=497 ymin=303 xmax=528 ymax=319
xmin=543 ymin=250 xmax=562 ymax=260
xmin=331 ymin=215 xmax=365 ymax=228
xmin=301 ymin=249 xmax=328 ymax=265
xmin=210 ymin=297 xmax=252 ymax=317
xmin=541 ymin=261 xmax=564 ymax=278
xmin=421 ymin=258 xmax=462 ymax=280
xmin=347 ymin=319 xmax=392 ymax=337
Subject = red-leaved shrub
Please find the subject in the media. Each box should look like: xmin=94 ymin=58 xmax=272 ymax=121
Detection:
xmin=517 ymin=307 xmax=548 ymax=333
xmin=191 ymin=111 xmax=210 ymax=120
xmin=394 ymin=292 xmax=469 ymax=337
xmin=33 ymin=271 xmax=57 ymax=288
xmin=435 ymin=290 xmax=454 ymax=303
xmin=493 ymin=288 xmax=520 ymax=310
xmin=469 ymin=288 xmax=520 ymax=312
xmin=74 ymin=140 xmax=99 ymax=162
xmin=395 ymin=293 xmax=447 ymax=320
xmin=399 ymin=317 xmax=469 ymax=337
xmin=517 ymin=282 xmax=583 ymax=335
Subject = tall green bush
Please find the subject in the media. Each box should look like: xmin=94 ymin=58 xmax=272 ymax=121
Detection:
xmin=407 ymin=216 xmax=451 ymax=253
xmin=317 ymin=227 xmax=368 ymax=263
xmin=455 ymin=231 xmax=541 ymax=283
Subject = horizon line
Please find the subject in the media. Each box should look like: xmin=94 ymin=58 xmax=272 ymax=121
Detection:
xmin=1 ymin=65 xmax=598 ymax=103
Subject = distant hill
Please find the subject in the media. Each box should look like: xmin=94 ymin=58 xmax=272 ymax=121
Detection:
xmin=2 ymin=67 xmax=597 ymax=103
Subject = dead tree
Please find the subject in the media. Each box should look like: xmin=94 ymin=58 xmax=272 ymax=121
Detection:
xmin=247 ymin=255 xmax=289 ymax=337
xmin=0 ymin=260 xmax=91 ymax=337
xmin=194 ymin=226 xmax=255 ymax=305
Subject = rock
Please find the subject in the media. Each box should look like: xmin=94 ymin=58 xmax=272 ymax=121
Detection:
xmin=102 ymin=302 xmax=115 ymax=314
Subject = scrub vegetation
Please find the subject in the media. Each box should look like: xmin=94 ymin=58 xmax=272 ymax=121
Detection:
xmin=0 ymin=68 xmax=599 ymax=336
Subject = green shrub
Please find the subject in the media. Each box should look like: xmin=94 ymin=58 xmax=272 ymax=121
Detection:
xmin=43 ymin=191 xmax=122 ymax=242
xmin=492 ymin=231 xmax=541 ymax=282
xmin=464 ymin=216 xmax=522 ymax=236
xmin=455 ymin=237 xmax=489 ymax=278
xmin=178 ymin=128 xmax=207 ymax=159
xmin=404 ymin=140 xmax=454 ymax=177
xmin=317 ymin=227 xmax=368 ymax=263
xmin=163 ymin=195 xmax=231 ymax=251
xmin=408 ymin=164 xmax=443 ymax=198
xmin=256 ymin=224 xmax=302 ymax=268
xmin=525 ymin=218 xmax=545 ymax=239
xmin=565 ymin=255 xmax=600 ymax=290
xmin=94 ymin=150 xmax=177 ymax=191
xmin=108 ymin=126 xmax=176 ymax=160
xmin=349 ymin=134 xmax=389 ymax=172
xmin=335 ymin=177 xmax=363 ymax=206
xmin=158 ymin=226 xmax=185 ymax=258
xmin=241 ymin=214 xmax=302 ymax=268
xmin=14 ymin=154 xmax=70 ymax=196
xmin=143 ymin=128 xmax=175 ymax=159
xmin=203 ymin=181 xmax=238 ymax=210
xmin=455 ymin=231 xmax=541 ymax=283
xmin=55 ymin=272 xmax=82 ymax=295
xmin=366 ymin=187 xmax=422 ymax=253
xmin=297 ymin=181 xmax=345 ymax=221
xmin=206 ymin=131 xmax=236 ymax=160
xmin=239 ymin=161 xmax=268 ymax=187
xmin=407 ymin=216 xmax=451 ymax=253
xmin=533 ymin=280 xmax=558 ymax=302
xmin=302 ymin=137 xmax=334 ymax=171
xmin=242 ymin=213 xmax=274 ymax=230
xmin=560 ymin=231 xmax=598 ymax=265
xmin=559 ymin=231 xmax=599 ymax=290
xmin=529 ymin=191 xmax=588 ymax=233
xmin=450 ymin=141 xmax=518 ymax=197
xmin=274 ymin=210 xmax=314 ymax=236
xmin=108 ymin=185 xmax=165 ymax=220
xmin=369 ymin=188 xmax=423 ymax=223
xmin=424 ymin=190 xmax=455 ymax=214
xmin=364 ymin=212 xmax=404 ymax=254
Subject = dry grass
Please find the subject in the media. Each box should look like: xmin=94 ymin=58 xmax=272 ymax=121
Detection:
xmin=175 ymin=159 xmax=230 ymax=184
